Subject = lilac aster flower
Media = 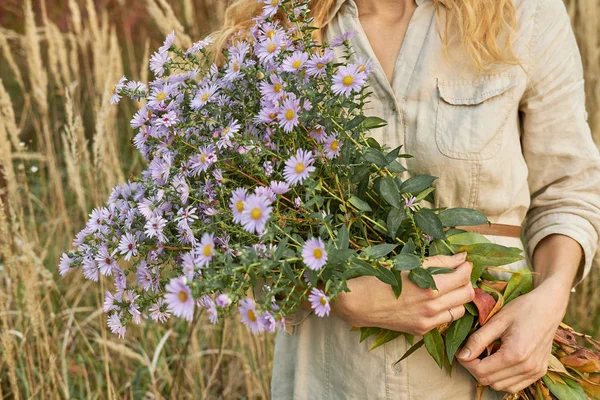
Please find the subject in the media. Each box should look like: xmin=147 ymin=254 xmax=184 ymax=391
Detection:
xmin=254 ymin=186 xmax=276 ymax=203
xmin=259 ymin=75 xmax=286 ymax=102
xmin=405 ymin=196 xmax=417 ymax=211
xmin=277 ymin=95 xmax=301 ymax=133
xmin=229 ymin=188 xmax=248 ymax=224
xmin=191 ymin=84 xmax=218 ymax=109
xmin=59 ymin=253 xmax=73 ymax=276
xmin=110 ymin=76 xmax=127 ymax=105
xmin=149 ymin=298 xmax=171 ymax=323
xmin=302 ymin=238 xmax=328 ymax=271
xmin=308 ymin=288 xmax=331 ymax=317
xmin=332 ymin=64 xmax=367 ymax=97
xmin=355 ymin=56 xmax=374 ymax=75
xmin=282 ymin=51 xmax=308 ymax=73
xmin=215 ymin=293 xmax=231 ymax=308
xmin=103 ymin=290 xmax=122 ymax=313
xmin=82 ymin=257 xmax=99 ymax=281
xmin=117 ymin=232 xmax=138 ymax=261
xmin=260 ymin=311 xmax=277 ymax=333
xmin=323 ymin=135 xmax=342 ymax=159
xmin=199 ymin=295 xmax=218 ymax=324
xmin=239 ymin=298 xmax=264 ymax=334
xmin=309 ymin=125 xmax=327 ymax=143
xmin=96 ymin=246 xmax=117 ymax=276
xmin=306 ymin=49 xmax=333 ymax=77
xmin=270 ymin=180 xmax=290 ymax=194
xmin=240 ymin=194 xmax=273 ymax=235
xmin=159 ymin=31 xmax=175 ymax=53
xmin=157 ymin=110 xmax=178 ymax=128
xmin=164 ymin=276 xmax=195 ymax=321
xmin=197 ymin=233 xmax=215 ymax=267
xmin=294 ymin=196 xmax=302 ymax=208
xmin=330 ymin=30 xmax=358 ymax=47
xmin=283 ymin=149 xmax=316 ymax=186
xmin=190 ymin=145 xmax=217 ymax=175
xmin=257 ymin=36 xmax=283 ymax=63
xmin=172 ymin=174 xmax=190 ymax=204
xmin=261 ymin=0 xmax=280 ymax=17
xmin=108 ymin=312 xmax=127 ymax=338
xmin=144 ymin=215 xmax=167 ymax=242
xmin=150 ymin=50 xmax=170 ymax=77
xmin=136 ymin=261 xmax=156 ymax=291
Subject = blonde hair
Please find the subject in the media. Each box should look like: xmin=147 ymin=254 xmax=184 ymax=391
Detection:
xmin=210 ymin=0 xmax=520 ymax=71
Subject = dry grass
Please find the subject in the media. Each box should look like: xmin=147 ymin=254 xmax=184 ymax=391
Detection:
xmin=0 ymin=0 xmax=597 ymax=398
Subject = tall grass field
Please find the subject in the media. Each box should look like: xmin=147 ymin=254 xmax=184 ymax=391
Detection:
xmin=0 ymin=0 xmax=598 ymax=398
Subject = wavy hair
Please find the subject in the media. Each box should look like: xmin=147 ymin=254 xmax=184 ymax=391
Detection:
xmin=209 ymin=0 xmax=520 ymax=71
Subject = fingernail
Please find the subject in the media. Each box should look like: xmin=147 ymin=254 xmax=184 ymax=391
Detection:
xmin=458 ymin=348 xmax=471 ymax=359
xmin=453 ymin=252 xmax=467 ymax=261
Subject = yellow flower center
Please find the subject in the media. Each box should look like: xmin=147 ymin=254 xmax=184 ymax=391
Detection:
xmin=156 ymin=91 xmax=167 ymax=101
xmin=178 ymin=290 xmax=188 ymax=303
xmin=267 ymin=43 xmax=277 ymax=53
xmin=316 ymin=63 xmax=325 ymax=69
xmin=266 ymin=30 xmax=276 ymax=39
xmin=201 ymin=93 xmax=210 ymax=102
xmin=320 ymin=297 xmax=327 ymax=306
xmin=250 ymin=207 xmax=262 ymax=220
xmin=203 ymin=244 xmax=213 ymax=257
xmin=268 ymin=112 xmax=278 ymax=119
xmin=111 ymin=84 xmax=117 ymax=94
xmin=295 ymin=163 xmax=305 ymax=173
xmin=285 ymin=109 xmax=295 ymax=121
xmin=273 ymin=83 xmax=282 ymax=93
xmin=330 ymin=140 xmax=340 ymax=151
xmin=221 ymin=127 xmax=230 ymax=137
xmin=342 ymin=75 xmax=354 ymax=87
xmin=236 ymin=200 xmax=245 ymax=212
xmin=200 ymin=154 xmax=207 ymax=163
xmin=248 ymin=309 xmax=257 ymax=322
xmin=232 ymin=62 xmax=240 ymax=72
xmin=257 ymin=71 xmax=265 ymax=79
xmin=292 ymin=60 xmax=302 ymax=69
xmin=313 ymin=248 xmax=323 ymax=260
xmin=357 ymin=64 xmax=366 ymax=73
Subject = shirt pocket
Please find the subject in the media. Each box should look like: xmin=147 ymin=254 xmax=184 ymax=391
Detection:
xmin=435 ymin=72 xmax=517 ymax=160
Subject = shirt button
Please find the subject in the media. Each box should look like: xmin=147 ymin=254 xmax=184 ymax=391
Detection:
xmin=390 ymin=102 xmax=397 ymax=112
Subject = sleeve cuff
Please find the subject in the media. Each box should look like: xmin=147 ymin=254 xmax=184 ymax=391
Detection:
xmin=524 ymin=212 xmax=598 ymax=290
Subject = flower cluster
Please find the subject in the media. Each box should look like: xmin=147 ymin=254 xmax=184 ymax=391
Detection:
xmin=61 ymin=0 xmax=520 ymax=340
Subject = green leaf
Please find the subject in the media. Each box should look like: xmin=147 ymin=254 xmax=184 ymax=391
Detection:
xmin=393 ymin=254 xmax=421 ymax=271
xmin=363 ymin=244 xmax=397 ymax=259
xmin=327 ymin=249 xmax=355 ymax=266
xmin=350 ymin=165 xmax=371 ymax=184
xmin=366 ymin=137 xmax=381 ymax=150
xmin=542 ymin=375 xmax=587 ymax=400
xmin=386 ymin=208 xmax=406 ymax=238
xmin=374 ymin=264 xmax=399 ymax=286
xmin=414 ymin=209 xmax=446 ymax=239
xmin=350 ymin=259 xmax=378 ymax=277
xmin=349 ymin=195 xmax=372 ymax=212
xmin=415 ymin=187 xmax=436 ymax=202
xmin=428 ymin=267 xmax=455 ymax=275
xmin=359 ymin=327 xmax=381 ymax=343
xmin=408 ymin=268 xmax=438 ymax=290
xmin=280 ymin=261 xmax=299 ymax=285
xmin=363 ymin=116 xmax=388 ymax=130
xmin=380 ymin=176 xmax=402 ymax=208
xmin=337 ymin=224 xmax=349 ymax=249
xmin=439 ymin=208 xmax=489 ymax=227
xmin=400 ymin=175 xmax=437 ymax=194
xmin=447 ymin=232 xmax=491 ymax=246
xmin=385 ymin=145 xmax=403 ymax=162
xmin=396 ymin=339 xmax=425 ymax=364
xmin=364 ymin=148 xmax=389 ymax=167
xmin=458 ymin=243 xmax=523 ymax=267
xmin=429 ymin=239 xmax=452 ymax=256
xmin=470 ymin=263 xmax=485 ymax=286
xmin=391 ymin=270 xmax=402 ymax=298
xmin=423 ymin=329 xmax=445 ymax=368
xmin=464 ymin=302 xmax=478 ymax=316
xmin=445 ymin=314 xmax=474 ymax=362
xmin=387 ymin=160 xmax=407 ymax=173
xmin=346 ymin=115 xmax=366 ymax=131
xmin=401 ymin=238 xmax=416 ymax=255
xmin=274 ymin=238 xmax=288 ymax=260
xmin=369 ymin=329 xmax=402 ymax=351
xmin=503 ymin=268 xmax=533 ymax=303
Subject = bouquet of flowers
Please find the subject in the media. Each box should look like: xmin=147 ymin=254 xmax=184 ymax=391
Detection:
xmin=60 ymin=0 xmax=600 ymax=398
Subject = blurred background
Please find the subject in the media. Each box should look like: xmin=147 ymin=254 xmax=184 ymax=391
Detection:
xmin=0 ymin=0 xmax=598 ymax=398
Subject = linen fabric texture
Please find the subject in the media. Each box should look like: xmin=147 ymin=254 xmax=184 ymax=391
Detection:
xmin=270 ymin=0 xmax=600 ymax=398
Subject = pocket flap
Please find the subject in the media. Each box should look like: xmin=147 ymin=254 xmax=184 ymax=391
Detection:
xmin=438 ymin=74 xmax=517 ymax=105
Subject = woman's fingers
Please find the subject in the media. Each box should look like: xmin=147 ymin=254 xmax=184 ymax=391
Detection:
xmin=430 ymin=282 xmax=475 ymax=314
xmin=423 ymin=252 xmax=467 ymax=269
xmin=432 ymin=260 xmax=473 ymax=295
xmin=431 ymin=304 xmax=466 ymax=327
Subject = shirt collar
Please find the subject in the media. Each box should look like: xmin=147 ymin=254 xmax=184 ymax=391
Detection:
xmin=322 ymin=0 xmax=430 ymax=28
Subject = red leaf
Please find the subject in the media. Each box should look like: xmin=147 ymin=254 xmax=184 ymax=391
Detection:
xmin=473 ymin=288 xmax=497 ymax=326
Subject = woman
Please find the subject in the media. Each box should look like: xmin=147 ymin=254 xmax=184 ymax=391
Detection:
xmin=214 ymin=0 xmax=600 ymax=398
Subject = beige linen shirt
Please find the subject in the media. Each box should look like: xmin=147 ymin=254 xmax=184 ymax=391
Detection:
xmin=271 ymin=0 xmax=600 ymax=398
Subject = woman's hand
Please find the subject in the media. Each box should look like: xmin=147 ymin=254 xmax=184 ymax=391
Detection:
xmin=332 ymin=252 xmax=475 ymax=336
xmin=456 ymin=277 xmax=570 ymax=394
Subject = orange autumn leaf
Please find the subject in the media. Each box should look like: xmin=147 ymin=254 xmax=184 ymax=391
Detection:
xmin=481 ymin=280 xmax=508 ymax=292
xmin=473 ymin=288 xmax=496 ymax=326
xmin=560 ymin=348 xmax=600 ymax=373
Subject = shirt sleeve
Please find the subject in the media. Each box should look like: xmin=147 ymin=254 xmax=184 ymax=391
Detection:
xmin=519 ymin=0 xmax=600 ymax=288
